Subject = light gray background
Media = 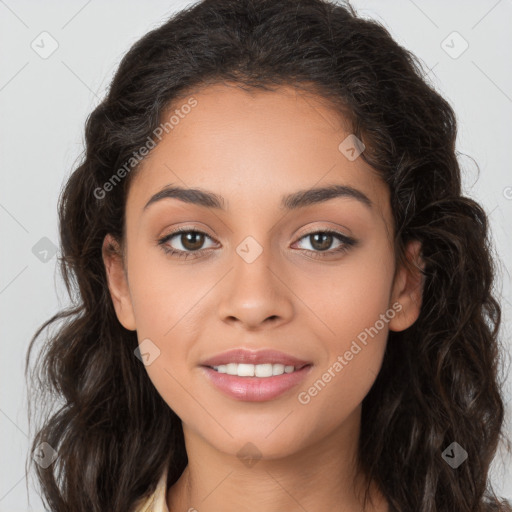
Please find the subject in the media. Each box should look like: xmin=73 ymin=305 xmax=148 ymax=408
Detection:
xmin=1 ymin=0 xmax=511 ymax=510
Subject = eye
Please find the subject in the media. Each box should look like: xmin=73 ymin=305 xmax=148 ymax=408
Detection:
xmin=157 ymin=228 xmax=218 ymax=260
xmin=157 ymin=227 xmax=357 ymax=260
xmin=292 ymin=229 xmax=357 ymax=259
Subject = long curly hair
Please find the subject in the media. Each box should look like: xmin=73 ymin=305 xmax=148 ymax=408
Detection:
xmin=25 ymin=0 xmax=512 ymax=510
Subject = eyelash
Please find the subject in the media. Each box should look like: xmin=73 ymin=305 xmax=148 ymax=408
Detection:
xmin=157 ymin=227 xmax=357 ymax=261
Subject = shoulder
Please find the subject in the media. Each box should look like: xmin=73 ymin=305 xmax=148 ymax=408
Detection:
xmin=133 ymin=467 xmax=169 ymax=512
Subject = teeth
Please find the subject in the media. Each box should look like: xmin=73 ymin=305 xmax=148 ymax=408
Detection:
xmin=212 ymin=363 xmax=298 ymax=377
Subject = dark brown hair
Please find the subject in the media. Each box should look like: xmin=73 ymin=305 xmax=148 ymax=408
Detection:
xmin=25 ymin=0 xmax=512 ymax=510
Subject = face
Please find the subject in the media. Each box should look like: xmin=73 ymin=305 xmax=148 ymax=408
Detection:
xmin=103 ymin=83 xmax=423 ymax=461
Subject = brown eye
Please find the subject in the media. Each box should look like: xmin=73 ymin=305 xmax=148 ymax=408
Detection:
xmin=158 ymin=228 xmax=217 ymax=258
xmin=294 ymin=229 xmax=356 ymax=256
xmin=179 ymin=231 xmax=206 ymax=251
xmin=158 ymin=227 xmax=356 ymax=260
xmin=308 ymin=232 xmax=334 ymax=251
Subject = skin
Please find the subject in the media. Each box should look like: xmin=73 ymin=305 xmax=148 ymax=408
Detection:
xmin=102 ymin=83 xmax=424 ymax=512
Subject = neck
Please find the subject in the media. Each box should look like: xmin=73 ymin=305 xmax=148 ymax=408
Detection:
xmin=167 ymin=407 xmax=389 ymax=512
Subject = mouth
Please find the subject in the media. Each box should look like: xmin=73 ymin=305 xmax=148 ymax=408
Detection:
xmin=200 ymin=362 xmax=313 ymax=402
xmin=206 ymin=362 xmax=311 ymax=378
xmin=199 ymin=348 xmax=313 ymax=401
xmin=200 ymin=347 xmax=312 ymax=368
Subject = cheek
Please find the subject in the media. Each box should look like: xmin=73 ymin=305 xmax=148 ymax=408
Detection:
xmin=301 ymin=234 xmax=395 ymax=347
xmin=295 ymin=300 xmax=392 ymax=442
xmin=294 ymin=238 xmax=394 ymax=411
xmin=127 ymin=246 xmax=209 ymax=340
xmin=125 ymin=251 xmax=214 ymax=416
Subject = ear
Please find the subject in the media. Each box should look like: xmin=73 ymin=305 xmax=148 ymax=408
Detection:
xmin=388 ymin=239 xmax=425 ymax=332
xmin=102 ymin=234 xmax=136 ymax=331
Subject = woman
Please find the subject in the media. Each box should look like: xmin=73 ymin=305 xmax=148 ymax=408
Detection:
xmin=26 ymin=0 xmax=512 ymax=510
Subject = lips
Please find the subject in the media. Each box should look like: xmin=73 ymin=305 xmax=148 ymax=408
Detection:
xmin=201 ymin=364 xmax=312 ymax=401
xmin=200 ymin=348 xmax=312 ymax=368
xmin=199 ymin=348 xmax=314 ymax=401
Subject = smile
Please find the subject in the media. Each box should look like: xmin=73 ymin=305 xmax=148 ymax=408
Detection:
xmin=201 ymin=364 xmax=313 ymax=402
xmin=210 ymin=362 xmax=306 ymax=377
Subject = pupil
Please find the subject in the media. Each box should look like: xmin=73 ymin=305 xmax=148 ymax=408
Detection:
xmin=183 ymin=232 xmax=204 ymax=250
xmin=312 ymin=233 xmax=332 ymax=251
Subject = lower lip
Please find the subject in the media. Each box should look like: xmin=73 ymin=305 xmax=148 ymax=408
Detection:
xmin=201 ymin=365 xmax=313 ymax=402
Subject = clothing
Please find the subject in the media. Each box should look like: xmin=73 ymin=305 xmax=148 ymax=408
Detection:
xmin=133 ymin=466 xmax=169 ymax=512
xmin=132 ymin=467 xmax=398 ymax=512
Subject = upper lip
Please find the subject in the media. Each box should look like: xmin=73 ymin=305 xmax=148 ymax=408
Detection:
xmin=200 ymin=349 xmax=312 ymax=368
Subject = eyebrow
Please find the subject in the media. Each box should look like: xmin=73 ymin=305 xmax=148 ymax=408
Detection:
xmin=143 ymin=183 xmax=373 ymax=212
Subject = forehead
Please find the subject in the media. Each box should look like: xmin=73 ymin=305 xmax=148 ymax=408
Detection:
xmin=126 ymin=83 xmax=391 ymax=226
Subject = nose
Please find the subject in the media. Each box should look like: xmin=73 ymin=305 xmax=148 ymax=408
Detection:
xmin=216 ymin=242 xmax=295 ymax=331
